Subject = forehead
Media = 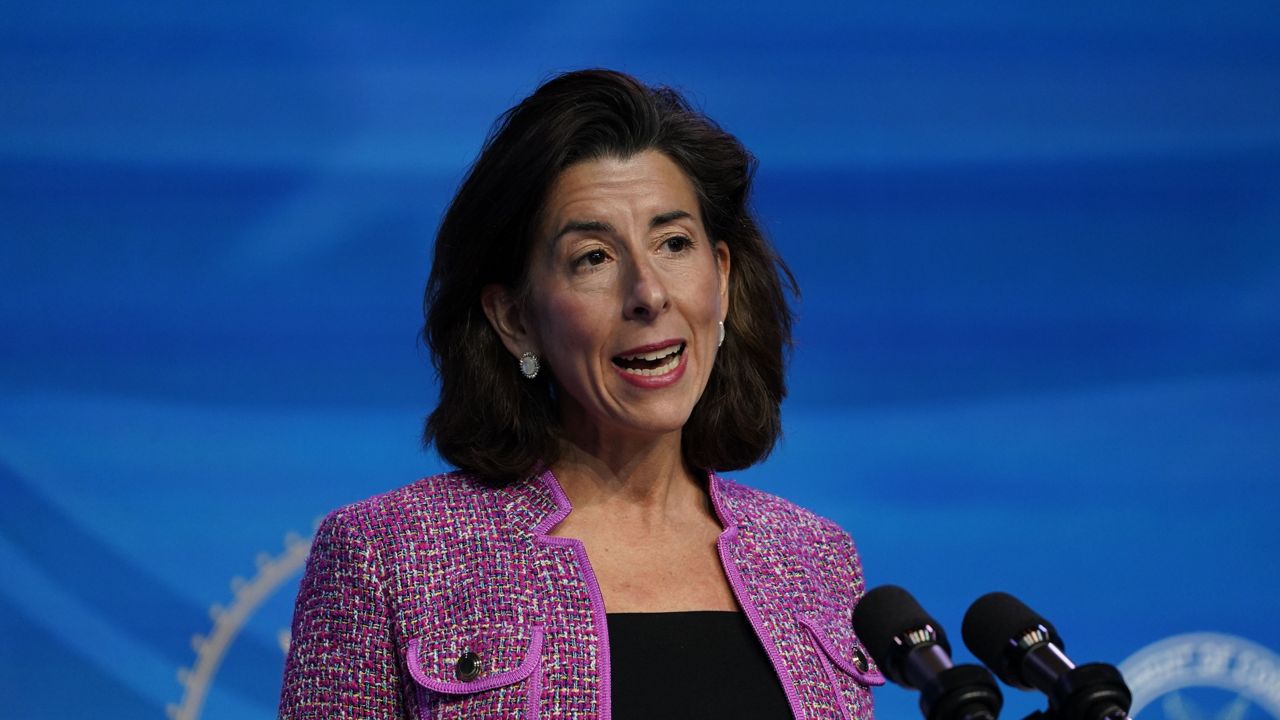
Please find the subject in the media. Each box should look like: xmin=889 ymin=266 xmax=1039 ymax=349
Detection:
xmin=540 ymin=150 xmax=702 ymax=235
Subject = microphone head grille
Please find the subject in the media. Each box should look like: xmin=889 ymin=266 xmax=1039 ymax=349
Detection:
xmin=961 ymin=591 xmax=1062 ymax=686
xmin=852 ymin=585 xmax=950 ymax=683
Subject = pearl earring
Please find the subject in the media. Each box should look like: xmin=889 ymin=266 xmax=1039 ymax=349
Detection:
xmin=518 ymin=352 xmax=540 ymax=379
xmin=717 ymin=320 xmax=725 ymax=348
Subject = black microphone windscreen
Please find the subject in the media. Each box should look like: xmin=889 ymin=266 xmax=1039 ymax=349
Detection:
xmin=853 ymin=585 xmax=950 ymax=671
xmin=961 ymin=591 xmax=1062 ymax=683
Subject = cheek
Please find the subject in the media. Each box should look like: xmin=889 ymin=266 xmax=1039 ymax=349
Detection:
xmin=678 ymin=266 xmax=725 ymax=320
xmin=537 ymin=293 xmax=611 ymax=361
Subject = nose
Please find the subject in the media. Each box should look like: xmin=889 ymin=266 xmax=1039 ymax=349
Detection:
xmin=622 ymin=255 xmax=669 ymax=320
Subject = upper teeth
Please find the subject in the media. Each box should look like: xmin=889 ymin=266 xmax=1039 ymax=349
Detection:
xmin=620 ymin=344 xmax=682 ymax=361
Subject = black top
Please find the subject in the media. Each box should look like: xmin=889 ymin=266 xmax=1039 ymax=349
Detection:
xmin=607 ymin=610 xmax=793 ymax=719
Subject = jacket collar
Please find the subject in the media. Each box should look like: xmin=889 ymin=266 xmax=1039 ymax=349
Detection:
xmin=499 ymin=466 xmax=741 ymax=537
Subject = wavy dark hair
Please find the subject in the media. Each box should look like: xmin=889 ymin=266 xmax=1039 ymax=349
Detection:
xmin=423 ymin=69 xmax=797 ymax=484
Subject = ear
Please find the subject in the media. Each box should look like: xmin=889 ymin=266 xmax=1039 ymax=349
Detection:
xmin=714 ymin=241 xmax=731 ymax=322
xmin=481 ymin=283 xmax=535 ymax=358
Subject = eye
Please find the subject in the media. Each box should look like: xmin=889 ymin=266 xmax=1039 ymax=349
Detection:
xmin=572 ymin=248 xmax=610 ymax=269
xmin=662 ymin=235 xmax=694 ymax=253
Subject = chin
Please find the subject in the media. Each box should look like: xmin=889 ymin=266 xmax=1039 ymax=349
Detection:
xmin=605 ymin=405 xmax=697 ymax=440
xmin=614 ymin=413 xmax=689 ymax=435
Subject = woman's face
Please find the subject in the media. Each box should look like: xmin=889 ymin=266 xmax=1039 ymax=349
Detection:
xmin=488 ymin=150 xmax=730 ymax=449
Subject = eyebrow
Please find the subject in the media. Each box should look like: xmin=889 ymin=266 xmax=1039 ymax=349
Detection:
xmin=650 ymin=209 xmax=693 ymax=228
xmin=550 ymin=210 xmax=694 ymax=244
xmin=552 ymin=220 xmax=615 ymax=244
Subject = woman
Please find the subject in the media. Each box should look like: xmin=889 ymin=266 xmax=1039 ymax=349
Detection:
xmin=280 ymin=69 xmax=882 ymax=719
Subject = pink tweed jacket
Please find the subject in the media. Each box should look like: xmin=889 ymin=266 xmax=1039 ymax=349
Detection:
xmin=279 ymin=469 xmax=883 ymax=719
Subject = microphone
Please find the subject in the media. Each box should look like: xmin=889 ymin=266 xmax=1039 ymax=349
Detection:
xmin=853 ymin=585 xmax=1003 ymax=720
xmin=961 ymin=592 xmax=1132 ymax=720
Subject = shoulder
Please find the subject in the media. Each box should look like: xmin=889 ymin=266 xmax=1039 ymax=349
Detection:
xmin=316 ymin=471 xmax=516 ymax=552
xmin=324 ymin=470 xmax=508 ymax=524
xmin=713 ymin=474 xmax=854 ymax=548
xmin=302 ymin=471 xmax=534 ymax=617
xmin=712 ymin=473 xmax=865 ymax=590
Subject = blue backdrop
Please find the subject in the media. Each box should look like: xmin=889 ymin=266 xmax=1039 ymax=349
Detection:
xmin=2 ymin=3 xmax=1278 ymax=719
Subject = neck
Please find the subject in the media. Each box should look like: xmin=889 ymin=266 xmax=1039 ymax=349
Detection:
xmin=550 ymin=431 xmax=706 ymax=522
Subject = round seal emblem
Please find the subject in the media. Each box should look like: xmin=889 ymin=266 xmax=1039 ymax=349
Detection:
xmin=1119 ymin=632 xmax=1280 ymax=719
xmin=168 ymin=527 xmax=315 ymax=720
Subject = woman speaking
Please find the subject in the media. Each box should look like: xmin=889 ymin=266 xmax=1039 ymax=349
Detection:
xmin=279 ymin=69 xmax=882 ymax=719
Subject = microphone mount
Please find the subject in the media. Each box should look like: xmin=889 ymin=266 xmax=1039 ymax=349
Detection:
xmin=855 ymin=586 xmax=1003 ymax=720
xmin=962 ymin=592 xmax=1133 ymax=720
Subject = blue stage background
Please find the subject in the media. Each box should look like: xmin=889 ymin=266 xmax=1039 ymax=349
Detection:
xmin=2 ymin=3 xmax=1278 ymax=719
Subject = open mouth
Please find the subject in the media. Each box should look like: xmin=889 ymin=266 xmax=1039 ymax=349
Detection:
xmin=612 ymin=342 xmax=685 ymax=376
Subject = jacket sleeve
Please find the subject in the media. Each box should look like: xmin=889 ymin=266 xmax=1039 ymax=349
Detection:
xmin=824 ymin=518 xmax=881 ymax=716
xmin=279 ymin=508 xmax=406 ymax=719
xmin=829 ymin=520 xmax=868 ymax=607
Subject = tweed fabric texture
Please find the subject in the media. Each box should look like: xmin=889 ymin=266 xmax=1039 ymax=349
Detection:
xmin=279 ymin=469 xmax=882 ymax=719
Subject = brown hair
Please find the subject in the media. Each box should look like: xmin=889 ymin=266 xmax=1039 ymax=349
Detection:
xmin=422 ymin=69 xmax=797 ymax=484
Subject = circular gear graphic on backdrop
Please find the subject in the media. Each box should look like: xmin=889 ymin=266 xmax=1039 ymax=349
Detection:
xmin=1119 ymin=632 xmax=1280 ymax=719
xmin=167 ymin=524 xmax=316 ymax=720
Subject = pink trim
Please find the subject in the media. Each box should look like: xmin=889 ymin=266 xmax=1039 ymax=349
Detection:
xmin=415 ymin=682 xmax=430 ymax=719
xmin=407 ymin=625 xmax=544 ymax=694
xmin=417 ymin=676 xmax=432 ymax=717
xmin=533 ymin=469 xmax=612 ymax=720
xmin=525 ymin=654 xmax=543 ymax=718
xmin=708 ymin=474 xmax=806 ymax=719
xmin=797 ymin=615 xmax=886 ymax=687
xmin=810 ymin=634 xmax=853 ymax=720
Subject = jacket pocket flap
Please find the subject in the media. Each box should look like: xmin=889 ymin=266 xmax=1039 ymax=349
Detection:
xmin=406 ymin=623 xmax=543 ymax=694
xmin=798 ymin=614 xmax=885 ymax=687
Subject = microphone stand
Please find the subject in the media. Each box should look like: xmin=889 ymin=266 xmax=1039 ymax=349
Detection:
xmin=904 ymin=644 xmax=1004 ymax=720
xmin=1014 ymin=662 xmax=1133 ymax=720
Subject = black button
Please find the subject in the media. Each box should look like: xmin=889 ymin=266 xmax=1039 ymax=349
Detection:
xmin=455 ymin=651 xmax=481 ymax=681
xmin=852 ymin=647 xmax=868 ymax=673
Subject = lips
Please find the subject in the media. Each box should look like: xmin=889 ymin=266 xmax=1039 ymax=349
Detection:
xmin=612 ymin=341 xmax=685 ymax=376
